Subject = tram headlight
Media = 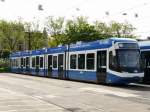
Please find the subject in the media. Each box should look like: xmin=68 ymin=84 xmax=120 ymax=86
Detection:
xmin=112 ymin=42 xmax=117 ymax=56
xmin=112 ymin=50 xmax=116 ymax=56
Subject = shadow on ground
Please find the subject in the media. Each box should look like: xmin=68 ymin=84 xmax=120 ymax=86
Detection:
xmin=110 ymin=84 xmax=150 ymax=91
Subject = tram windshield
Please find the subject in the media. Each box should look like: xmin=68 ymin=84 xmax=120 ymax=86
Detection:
xmin=118 ymin=49 xmax=140 ymax=68
xmin=109 ymin=49 xmax=142 ymax=73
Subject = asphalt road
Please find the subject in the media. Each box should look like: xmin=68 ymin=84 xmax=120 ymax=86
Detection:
xmin=0 ymin=73 xmax=150 ymax=112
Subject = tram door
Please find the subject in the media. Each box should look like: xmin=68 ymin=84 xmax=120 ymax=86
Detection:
xmin=21 ymin=58 xmax=23 ymax=73
xmin=26 ymin=57 xmax=30 ymax=73
xmin=97 ymin=51 xmax=107 ymax=83
xmin=48 ymin=55 xmax=52 ymax=77
xmin=143 ymin=51 xmax=150 ymax=83
xmin=58 ymin=54 xmax=64 ymax=79
xmin=36 ymin=56 xmax=40 ymax=76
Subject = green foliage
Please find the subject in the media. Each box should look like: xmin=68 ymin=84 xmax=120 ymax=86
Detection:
xmin=48 ymin=38 xmax=57 ymax=47
xmin=0 ymin=16 xmax=137 ymax=54
xmin=65 ymin=17 xmax=100 ymax=43
xmin=0 ymin=49 xmax=10 ymax=58
xmin=0 ymin=58 xmax=9 ymax=73
xmin=30 ymin=31 xmax=45 ymax=49
xmin=24 ymin=22 xmax=48 ymax=50
xmin=0 ymin=20 xmax=25 ymax=52
xmin=46 ymin=16 xmax=65 ymax=46
xmin=42 ymin=27 xmax=48 ymax=47
xmin=94 ymin=21 xmax=112 ymax=38
xmin=65 ymin=17 xmax=136 ymax=44
xmin=109 ymin=21 xmax=136 ymax=38
xmin=0 ymin=58 xmax=9 ymax=67
xmin=0 ymin=67 xmax=9 ymax=72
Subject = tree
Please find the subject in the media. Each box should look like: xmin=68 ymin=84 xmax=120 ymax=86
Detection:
xmin=45 ymin=16 xmax=137 ymax=46
xmin=24 ymin=21 xmax=48 ymax=50
xmin=94 ymin=21 xmax=112 ymax=39
xmin=65 ymin=16 xmax=100 ymax=44
xmin=45 ymin=16 xmax=65 ymax=46
xmin=109 ymin=21 xmax=136 ymax=38
xmin=42 ymin=27 xmax=48 ymax=48
xmin=0 ymin=20 xmax=25 ymax=52
xmin=48 ymin=37 xmax=58 ymax=47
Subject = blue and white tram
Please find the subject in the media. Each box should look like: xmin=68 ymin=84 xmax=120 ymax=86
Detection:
xmin=46 ymin=46 xmax=66 ymax=78
xmin=20 ymin=51 xmax=30 ymax=74
xmin=10 ymin=52 xmax=21 ymax=73
xmin=139 ymin=41 xmax=150 ymax=83
xmin=10 ymin=51 xmax=30 ymax=74
xmin=10 ymin=38 xmax=144 ymax=84
xmin=67 ymin=38 xmax=143 ymax=84
xmin=30 ymin=49 xmax=46 ymax=76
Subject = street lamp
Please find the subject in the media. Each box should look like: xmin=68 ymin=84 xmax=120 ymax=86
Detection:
xmin=24 ymin=30 xmax=31 ymax=51
xmin=25 ymin=25 xmax=32 ymax=50
xmin=28 ymin=30 xmax=31 ymax=50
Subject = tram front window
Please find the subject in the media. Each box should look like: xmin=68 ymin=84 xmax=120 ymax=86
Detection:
xmin=109 ymin=49 xmax=142 ymax=73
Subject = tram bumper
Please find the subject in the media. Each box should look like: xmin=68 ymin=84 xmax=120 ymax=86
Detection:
xmin=106 ymin=72 xmax=143 ymax=84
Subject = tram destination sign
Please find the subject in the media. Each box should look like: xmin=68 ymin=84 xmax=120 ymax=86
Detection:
xmin=118 ymin=43 xmax=139 ymax=49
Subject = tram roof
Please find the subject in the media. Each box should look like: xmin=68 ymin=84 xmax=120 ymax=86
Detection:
xmin=10 ymin=52 xmax=21 ymax=58
xmin=31 ymin=49 xmax=46 ymax=55
xmin=139 ymin=41 xmax=150 ymax=50
xmin=47 ymin=46 xmax=66 ymax=54
xmin=69 ymin=37 xmax=137 ymax=51
xmin=21 ymin=51 xmax=30 ymax=56
xmin=10 ymin=37 xmax=137 ymax=57
xmin=10 ymin=50 xmax=30 ymax=57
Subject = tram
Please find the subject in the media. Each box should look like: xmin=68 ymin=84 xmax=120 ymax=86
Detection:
xmin=139 ymin=41 xmax=150 ymax=83
xmin=10 ymin=38 xmax=144 ymax=84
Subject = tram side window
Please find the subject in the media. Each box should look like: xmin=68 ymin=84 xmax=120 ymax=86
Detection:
xmin=13 ymin=59 xmax=15 ymax=67
xmin=16 ymin=59 xmax=18 ymax=67
xmin=10 ymin=59 xmax=13 ymax=67
xmin=86 ymin=53 xmax=95 ymax=70
xmin=32 ymin=57 xmax=36 ymax=68
xmin=48 ymin=55 xmax=52 ymax=67
xmin=109 ymin=51 xmax=117 ymax=71
xmin=10 ymin=59 xmax=12 ymax=67
xmin=21 ymin=58 xmax=23 ymax=67
xmin=70 ymin=54 xmax=77 ymax=69
xmin=15 ymin=59 xmax=17 ymax=67
xmin=16 ymin=58 xmax=18 ymax=67
xmin=17 ymin=59 xmax=19 ymax=67
xmin=17 ymin=58 xmax=20 ymax=67
xmin=53 ymin=56 xmax=57 ymax=68
xmin=101 ymin=52 xmax=106 ymax=66
xmin=15 ymin=59 xmax=16 ymax=67
xmin=140 ymin=52 xmax=146 ymax=69
xmin=26 ymin=57 xmax=29 ymax=67
xmin=18 ymin=59 xmax=20 ymax=67
xmin=14 ymin=59 xmax=16 ymax=67
xmin=36 ymin=56 xmax=40 ymax=67
xmin=23 ymin=58 xmax=26 ymax=67
xmin=13 ymin=59 xmax=14 ymax=67
xmin=40 ymin=57 xmax=43 ymax=68
xmin=12 ymin=59 xmax=14 ymax=67
xmin=78 ymin=54 xmax=85 ymax=69
xmin=12 ymin=59 xmax=15 ymax=67
xmin=11 ymin=59 xmax=12 ymax=67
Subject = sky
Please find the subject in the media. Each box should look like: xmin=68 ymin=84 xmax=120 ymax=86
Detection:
xmin=0 ymin=0 xmax=150 ymax=39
